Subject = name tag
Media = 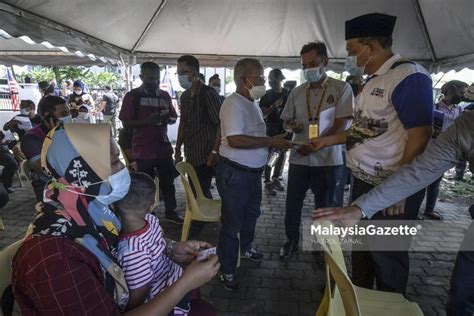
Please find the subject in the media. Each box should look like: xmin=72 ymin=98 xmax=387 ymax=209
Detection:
xmin=309 ymin=124 xmax=319 ymax=139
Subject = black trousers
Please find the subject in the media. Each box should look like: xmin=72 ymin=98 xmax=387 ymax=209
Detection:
xmin=137 ymin=155 xmax=177 ymax=212
xmin=190 ymin=164 xmax=213 ymax=199
xmin=0 ymin=149 xmax=18 ymax=189
xmin=350 ymin=177 xmax=425 ymax=294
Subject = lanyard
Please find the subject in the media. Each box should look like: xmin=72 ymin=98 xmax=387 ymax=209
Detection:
xmin=305 ymin=79 xmax=329 ymax=121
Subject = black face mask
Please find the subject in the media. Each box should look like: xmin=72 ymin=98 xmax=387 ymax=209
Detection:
xmin=451 ymin=95 xmax=462 ymax=105
xmin=144 ymin=82 xmax=159 ymax=93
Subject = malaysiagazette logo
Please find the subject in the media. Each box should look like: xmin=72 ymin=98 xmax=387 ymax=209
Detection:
xmin=311 ymin=223 xmax=422 ymax=238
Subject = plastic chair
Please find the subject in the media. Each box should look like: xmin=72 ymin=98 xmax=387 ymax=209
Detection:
xmin=20 ymin=160 xmax=31 ymax=182
xmin=0 ymin=240 xmax=22 ymax=316
xmin=175 ymin=162 xmax=221 ymax=241
xmin=314 ymin=220 xmax=423 ymax=316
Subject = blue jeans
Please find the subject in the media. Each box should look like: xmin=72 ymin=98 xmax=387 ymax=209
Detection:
xmin=216 ymin=161 xmax=262 ymax=275
xmin=285 ymin=164 xmax=345 ymax=242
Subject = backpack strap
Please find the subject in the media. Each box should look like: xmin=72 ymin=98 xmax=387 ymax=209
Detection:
xmin=390 ymin=59 xmax=415 ymax=70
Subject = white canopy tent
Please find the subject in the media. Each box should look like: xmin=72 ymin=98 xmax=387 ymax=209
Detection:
xmin=0 ymin=0 xmax=473 ymax=72
xmin=0 ymin=36 xmax=116 ymax=66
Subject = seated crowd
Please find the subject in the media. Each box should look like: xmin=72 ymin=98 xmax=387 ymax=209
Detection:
xmin=0 ymin=11 xmax=472 ymax=316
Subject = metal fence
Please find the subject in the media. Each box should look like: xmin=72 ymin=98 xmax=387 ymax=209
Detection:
xmin=0 ymin=93 xmax=17 ymax=111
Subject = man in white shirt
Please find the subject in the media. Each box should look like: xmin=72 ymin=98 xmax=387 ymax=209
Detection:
xmin=279 ymin=42 xmax=354 ymax=260
xmin=216 ymin=58 xmax=291 ymax=291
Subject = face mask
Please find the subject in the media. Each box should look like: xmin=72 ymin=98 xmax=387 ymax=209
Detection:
xmin=144 ymin=82 xmax=159 ymax=94
xmin=178 ymin=75 xmax=192 ymax=90
xmin=345 ymin=46 xmax=370 ymax=76
xmin=20 ymin=108 xmax=29 ymax=116
xmin=212 ymin=86 xmax=221 ymax=94
xmin=79 ymin=112 xmax=90 ymax=120
xmin=246 ymin=79 xmax=266 ymax=100
xmin=95 ymin=167 xmax=131 ymax=205
xmin=62 ymin=166 xmax=131 ymax=206
xmin=73 ymin=89 xmax=82 ymax=95
xmin=303 ymin=67 xmax=325 ymax=83
xmin=59 ymin=115 xmax=73 ymax=124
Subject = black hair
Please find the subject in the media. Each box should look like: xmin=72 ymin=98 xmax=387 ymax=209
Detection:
xmin=38 ymin=96 xmax=66 ymax=117
xmin=269 ymin=69 xmax=284 ymax=80
xmin=441 ymin=80 xmax=468 ymax=95
xmin=104 ymin=85 xmax=112 ymax=90
xmin=209 ymin=74 xmax=220 ymax=85
xmin=177 ymin=55 xmax=200 ymax=73
xmin=20 ymin=99 xmax=36 ymax=111
xmin=358 ymin=36 xmax=393 ymax=49
xmin=300 ymin=41 xmax=328 ymax=58
xmin=114 ymin=172 xmax=156 ymax=215
xmin=140 ymin=61 xmax=161 ymax=73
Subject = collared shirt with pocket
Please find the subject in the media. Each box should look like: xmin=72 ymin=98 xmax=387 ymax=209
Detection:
xmin=280 ymin=76 xmax=354 ymax=167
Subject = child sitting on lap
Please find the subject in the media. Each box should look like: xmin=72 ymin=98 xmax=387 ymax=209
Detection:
xmin=116 ymin=172 xmax=190 ymax=315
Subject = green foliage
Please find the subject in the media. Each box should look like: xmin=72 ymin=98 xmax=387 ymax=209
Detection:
xmin=20 ymin=66 xmax=120 ymax=89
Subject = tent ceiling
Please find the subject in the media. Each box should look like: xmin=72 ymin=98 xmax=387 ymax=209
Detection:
xmin=0 ymin=0 xmax=473 ymax=72
xmin=0 ymin=37 xmax=115 ymax=66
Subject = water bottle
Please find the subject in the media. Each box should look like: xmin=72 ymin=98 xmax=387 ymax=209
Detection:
xmin=267 ymin=150 xmax=281 ymax=168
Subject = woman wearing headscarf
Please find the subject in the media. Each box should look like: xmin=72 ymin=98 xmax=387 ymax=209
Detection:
xmin=11 ymin=123 xmax=219 ymax=315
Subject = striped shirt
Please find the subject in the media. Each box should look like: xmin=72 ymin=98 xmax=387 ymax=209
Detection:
xmin=117 ymin=214 xmax=189 ymax=315
xmin=180 ymin=83 xmax=222 ymax=166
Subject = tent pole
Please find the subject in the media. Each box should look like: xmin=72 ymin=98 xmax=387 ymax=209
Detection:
xmin=131 ymin=0 xmax=167 ymax=54
xmin=412 ymin=0 xmax=437 ymax=63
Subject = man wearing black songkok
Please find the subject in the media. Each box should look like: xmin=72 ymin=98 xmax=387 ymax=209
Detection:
xmin=310 ymin=13 xmax=434 ymax=294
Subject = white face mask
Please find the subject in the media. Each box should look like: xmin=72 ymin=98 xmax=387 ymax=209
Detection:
xmin=246 ymin=78 xmax=266 ymax=100
xmin=73 ymin=89 xmax=82 ymax=95
xmin=20 ymin=108 xmax=29 ymax=116
xmin=79 ymin=112 xmax=89 ymax=120
xmin=212 ymin=86 xmax=221 ymax=94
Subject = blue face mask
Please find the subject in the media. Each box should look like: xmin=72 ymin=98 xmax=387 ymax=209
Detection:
xmin=304 ymin=67 xmax=324 ymax=83
xmin=95 ymin=167 xmax=131 ymax=206
xmin=59 ymin=115 xmax=73 ymax=124
xmin=345 ymin=46 xmax=369 ymax=76
xmin=178 ymin=75 xmax=192 ymax=90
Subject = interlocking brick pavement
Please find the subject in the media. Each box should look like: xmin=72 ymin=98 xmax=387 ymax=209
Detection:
xmin=0 ymin=172 xmax=471 ymax=316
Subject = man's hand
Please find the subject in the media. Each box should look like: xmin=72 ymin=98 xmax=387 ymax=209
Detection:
xmin=174 ymin=148 xmax=183 ymax=163
xmin=180 ymin=254 xmax=220 ymax=290
xmin=269 ymin=136 xmax=292 ymax=150
xmin=309 ymin=137 xmax=327 ymax=151
xmin=172 ymin=240 xmax=213 ymax=265
xmin=296 ymin=145 xmax=312 ymax=156
xmin=313 ymin=205 xmax=364 ymax=227
xmin=206 ymin=152 xmax=217 ymax=167
xmin=383 ymin=200 xmax=405 ymax=216
xmin=145 ymin=113 xmax=164 ymax=125
xmin=12 ymin=146 xmax=26 ymax=161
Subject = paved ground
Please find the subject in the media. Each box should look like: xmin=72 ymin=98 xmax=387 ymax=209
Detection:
xmin=1 ymin=168 xmax=472 ymax=316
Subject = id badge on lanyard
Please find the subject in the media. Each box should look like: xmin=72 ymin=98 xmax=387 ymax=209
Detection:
xmin=309 ymin=123 xmax=319 ymax=139
xmin=306 ymin=81 xmax=328 ymax=139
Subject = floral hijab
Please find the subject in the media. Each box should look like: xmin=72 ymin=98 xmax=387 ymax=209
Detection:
xmin=26 ymin=123 xmax=129 ymax=310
